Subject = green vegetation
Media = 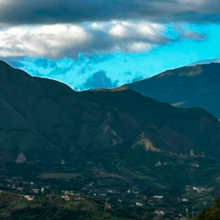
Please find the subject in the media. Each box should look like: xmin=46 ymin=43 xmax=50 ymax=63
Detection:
xmin=2 ymin=149 xmax=220 ymax=219
xmin=192 ymin=198 xmax=220 ymax=220
xmin=0 ymin=192 xmax=132 ymax=220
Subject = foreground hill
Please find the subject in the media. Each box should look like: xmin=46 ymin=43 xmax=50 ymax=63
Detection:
xmin=0 ymin=191 xmax=134 ymax=220
xmin=192 ymin=198 xmax=220 ymax=220
xmin=125 ymin=63 xmax=220 ymax=118
xmin=0 ymin=61 xmax=220 ymax=163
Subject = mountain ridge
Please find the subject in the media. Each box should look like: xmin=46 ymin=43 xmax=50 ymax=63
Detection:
xmin=124 ymin=63 xmax=220 ymax=118
xmin=0 ymin=60 xmax=220 ymax=163
xmin=1 ymin=60 xmax=220 ymax=218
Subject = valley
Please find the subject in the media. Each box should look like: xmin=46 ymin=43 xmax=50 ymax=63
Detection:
xmin=0 ymin=61 xmax=220 ymax=219
xmin=1 ymin=148 xmax=220 ymax=219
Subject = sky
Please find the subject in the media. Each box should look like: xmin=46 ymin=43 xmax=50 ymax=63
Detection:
xmin=0 ymin=0 xmax=220 ymax=90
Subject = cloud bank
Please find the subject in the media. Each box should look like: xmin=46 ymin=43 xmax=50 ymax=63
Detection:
xmin=0 ymin=0 xmax=219 ymax=25
xmin=0 ymin=21 xmax=206 ymax=58
xmin=0 ymin=0 xmax=214 ymax=59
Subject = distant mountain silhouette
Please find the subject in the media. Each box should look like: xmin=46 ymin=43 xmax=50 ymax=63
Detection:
xmin=0 ymin=60 xmax=220 ymax=163
xmin=125 ymin=63 xmax=220 ymax=118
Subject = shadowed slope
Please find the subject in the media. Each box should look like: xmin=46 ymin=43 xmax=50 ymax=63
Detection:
xmin=0 ymin=61 xmax=220 ymax=164
xmin=125 ymin=63 xmax=220 ymax=118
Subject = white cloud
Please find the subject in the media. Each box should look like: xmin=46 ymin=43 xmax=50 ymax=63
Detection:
xmin=129 ymin=42 xmax=152 ymax=52
xmin=109 ymin=24 xmax=127 ymax=37
xmin=0 ymin=21 xmax=168 ymax=58
xmin=109 ymin=21 xmax=165 ymax=39
xmin=0 ymin=21 xmax=205 ymax=58
xmin=0 ymin=24 xmax=89 ymax=58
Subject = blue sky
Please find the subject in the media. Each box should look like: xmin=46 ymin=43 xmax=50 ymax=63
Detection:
xmin=0 ymin=0 xmax=220 ymax=90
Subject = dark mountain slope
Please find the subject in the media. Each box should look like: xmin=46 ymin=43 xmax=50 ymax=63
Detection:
xmin=125 ymin=63 xmax=220 ymax=118
xmin=83 ymin=89 xmax=220 ymax=156
xmin=0 ymin=61 xmax=220 ymax=164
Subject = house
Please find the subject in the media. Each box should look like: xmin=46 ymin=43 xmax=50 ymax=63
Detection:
xmin=136 ymin=202 xmax=144 ymax=207
xmin=155 ymin=210 xmax=165 ymax=216
xmin=17 ymin=187 xmax=23 ymax=192
xmin=62 ymin=195 xmax=70 ymax=201
xmin=24 ymin=195 xmax=35 ymax=201
xmin=153 ymin=195 xmax=163 ymax=199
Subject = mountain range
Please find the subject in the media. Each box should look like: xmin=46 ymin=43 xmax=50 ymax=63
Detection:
xmin=125 ymin=63 xmax=220 ymax=118
xmin=1 ymin=61 xmax=220 ymax=218
xmin=0 ymin=61 xmax=220 ymax=163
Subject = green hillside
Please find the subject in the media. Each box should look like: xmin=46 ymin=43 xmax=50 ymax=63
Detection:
xmin=193 ymin=198 xmax=220 ymax=220
xmin=0 ymin=191 xmax=134 ymax=220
